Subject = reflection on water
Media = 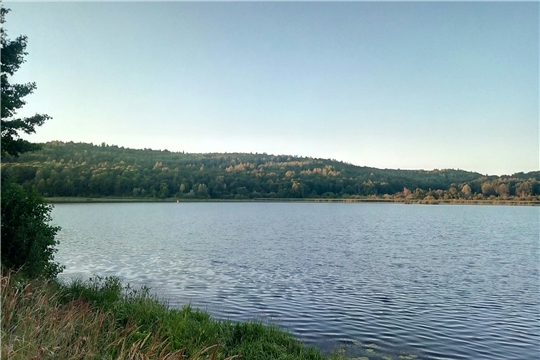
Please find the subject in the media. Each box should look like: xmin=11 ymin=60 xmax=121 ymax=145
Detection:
xmin=53 ymin=203 xmax=540 ymax=359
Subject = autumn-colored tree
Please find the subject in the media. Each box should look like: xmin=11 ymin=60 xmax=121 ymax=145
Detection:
xmin=516 ymin=181 xmax=532 ymax=198
xmin=402 ymin=187 xmax=411 ymax=197
xmin=481 ymin=182 xmax=495 ymax=196
xmin=461 ymin=184 xmax=472 ymax=198
xmin=497 ymin=183 xmax=509 ymax=199
xmin=413 ymin=188 xmax=425 ymax=199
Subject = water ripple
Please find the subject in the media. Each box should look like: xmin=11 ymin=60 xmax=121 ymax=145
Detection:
xmin=53 ymin=203 xmax=540 ymax=359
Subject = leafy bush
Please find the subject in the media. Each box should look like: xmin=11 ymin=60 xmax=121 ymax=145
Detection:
xmin=1 ymin=175 xmax=63 ymax=278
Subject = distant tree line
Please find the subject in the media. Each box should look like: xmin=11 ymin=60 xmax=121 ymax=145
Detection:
xmin=2 ymin=141 xmax=539 ymax=201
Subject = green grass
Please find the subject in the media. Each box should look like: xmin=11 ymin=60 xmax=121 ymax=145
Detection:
xmin=2 ymin=272 xmax=335 ymax=360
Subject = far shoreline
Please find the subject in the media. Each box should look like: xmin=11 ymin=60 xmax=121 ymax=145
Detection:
xmin=45 ymin=197 xmax=540 ymax=206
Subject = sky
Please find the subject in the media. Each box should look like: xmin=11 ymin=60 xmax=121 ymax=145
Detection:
xmin=4 ymin=1 xmax=539 ymax=175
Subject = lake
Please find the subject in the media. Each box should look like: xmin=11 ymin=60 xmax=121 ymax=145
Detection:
xmin=52 ymin=202 xmax=539 ymax=359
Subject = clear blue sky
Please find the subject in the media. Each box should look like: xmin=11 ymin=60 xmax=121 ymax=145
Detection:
xmin=5 ymin=1 xmax=539 ymax=175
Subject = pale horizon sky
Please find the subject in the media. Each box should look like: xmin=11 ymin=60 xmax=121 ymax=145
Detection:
xmin=4 ymin=1 xmax=539 ymax=176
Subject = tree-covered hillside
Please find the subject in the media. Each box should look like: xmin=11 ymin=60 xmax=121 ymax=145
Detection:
xmin=2 ymin=141 xmax=539 ymax=201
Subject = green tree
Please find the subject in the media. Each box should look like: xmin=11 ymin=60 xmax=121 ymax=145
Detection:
xmin=159 ymin=181 xmax=169 ymax=198
xmin=1 ymin=6 xmax=61 ymax=278
xmin=1 ymin=180 xmax=62 ymax=278
xmin=197 ymin=183 xmax=208 ymax=197
xmin=1 ymin=7 xmax=51 ymax=157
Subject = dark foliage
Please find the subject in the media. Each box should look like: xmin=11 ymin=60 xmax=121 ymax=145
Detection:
xmin=1 ymin=6 xmax=61 ymax=279
xmin=1 ymin=7 xmax=51 ymax=157
xmin=1 ymin=175 xmax=63 ymax=278
xmin=3 ymin=141 xmax=538 ymax=201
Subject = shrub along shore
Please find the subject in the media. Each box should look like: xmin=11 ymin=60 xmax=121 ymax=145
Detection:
xmin=1 ymin=271 xmax=332 ymax=360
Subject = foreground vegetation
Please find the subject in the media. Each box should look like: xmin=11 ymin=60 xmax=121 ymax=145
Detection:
xmin=2 ymin=141 xmax=539 ymax=202
xmin=2 ymin=271 xmax=331 ymax=360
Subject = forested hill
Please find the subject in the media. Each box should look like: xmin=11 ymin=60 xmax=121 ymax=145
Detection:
xmin=2 ymin=141 xmax=539 ymax=201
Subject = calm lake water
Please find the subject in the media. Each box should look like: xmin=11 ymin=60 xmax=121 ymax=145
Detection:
xmin=52 ymin=203 xmax=539 ymax=360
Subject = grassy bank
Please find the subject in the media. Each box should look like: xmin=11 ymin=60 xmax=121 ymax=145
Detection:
xmin=1 ymin=272 xmax=330 ymax=360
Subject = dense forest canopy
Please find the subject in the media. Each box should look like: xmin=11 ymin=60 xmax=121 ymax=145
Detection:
xmin=2 ymin=141 xmax=539 ymax=201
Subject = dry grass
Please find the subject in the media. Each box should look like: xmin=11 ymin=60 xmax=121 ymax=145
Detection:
xmin=1 ymin=271 xmax=237 ymax=360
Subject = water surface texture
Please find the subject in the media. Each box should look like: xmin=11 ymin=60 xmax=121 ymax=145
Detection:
xmin=53 ymin=203 xmax=539 ymax=359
